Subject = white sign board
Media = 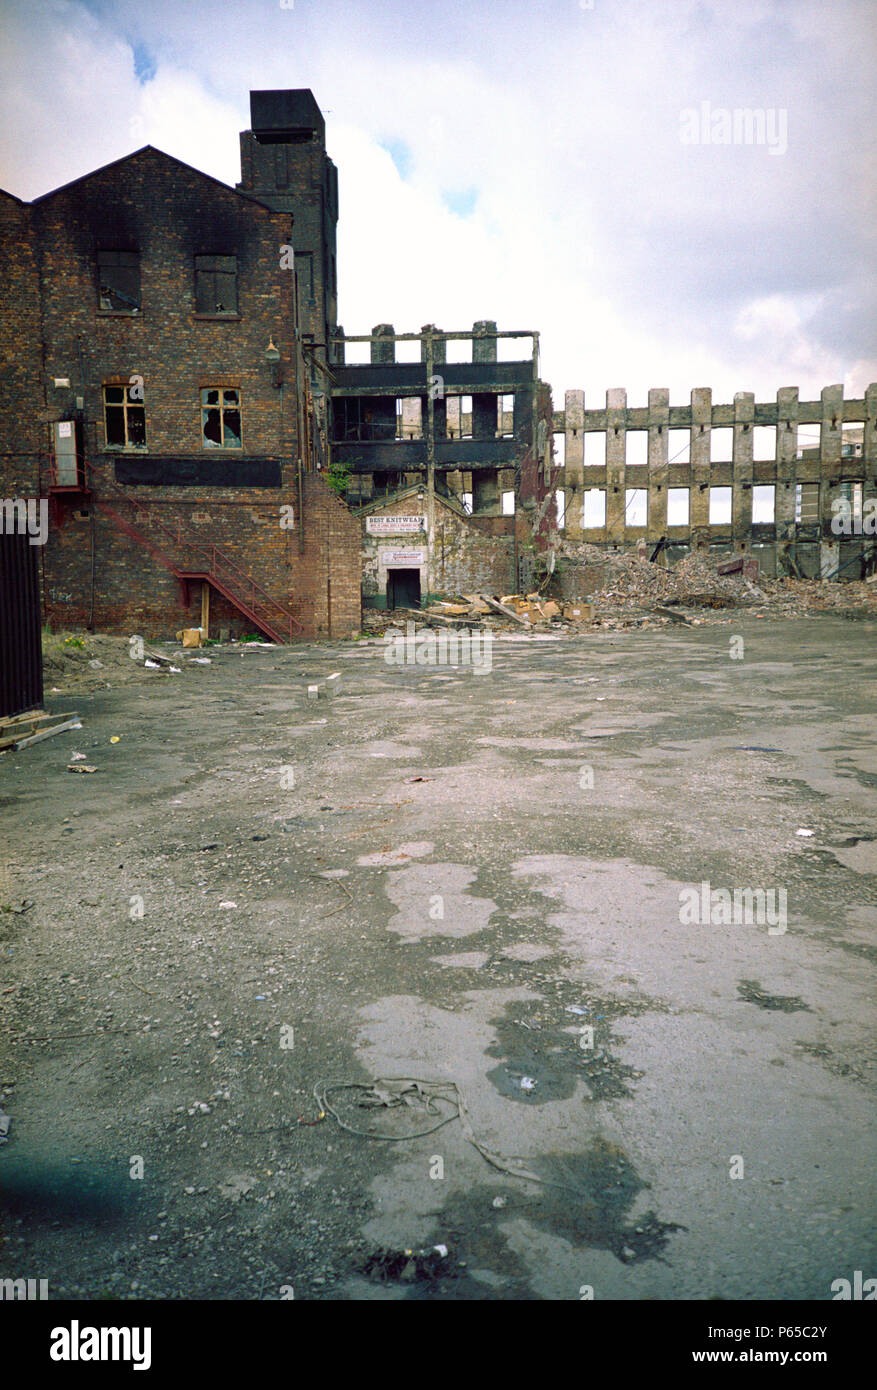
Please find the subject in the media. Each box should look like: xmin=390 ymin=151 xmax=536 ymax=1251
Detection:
xmin=366 ymin=515 xmax=426 ymax=535
xmin=380 ymin=547 xmax=425 ymax=568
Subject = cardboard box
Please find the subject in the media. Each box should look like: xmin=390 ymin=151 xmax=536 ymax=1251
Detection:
xmin=176 ymin=628 xmax=202 ymax=648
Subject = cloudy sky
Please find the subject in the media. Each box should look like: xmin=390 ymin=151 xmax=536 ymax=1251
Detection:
xmin=1 ymin=0 xmax=874 ymax=407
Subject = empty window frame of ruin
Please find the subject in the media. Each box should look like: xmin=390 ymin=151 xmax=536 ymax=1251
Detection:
xmin=795 ymin=482 xmax=819 ymax=524
xmin=584 ymin=432 xmax=606 ymax=468
xmin=709 ymin=486 xmax=732 ymax=525
xmin=555 ymin=489 xmax=566 ymax=528
xmin=498 ymin=395 xmax=515 ymax=438
xmin=446 ymin=396 xmax=473 ymax=440
xmin=710 ymin=427 xmax=733 ymax=462
xmin=396 ymin=398 xmax=423 ymax=440
xmin=97 ymin=250 xmax=141 ymax=312
xmin=626 ymin=431 xmax=648 ymax=467
xmin=667 ymin=486 xmax=690 ymax=526
xmin=841 ymin=424 xmax=864 ymax=459
xmin=201 ymin=389 xmax=242 ymax=449
xmin=583 ymin=488 xmax=606 ymax=528
xmin=625 ymin=488 xmax=648 ymax=528
xmin=501 ymin=490 xmax=515 ymax=516
xmin=752 ymin=426 xmax=776 ymax=462
xmin=668 ymin=429 xmax=690 ymax=465
xmin=194 ymin=255 xmax=238 ymax=315
xmin=796 ymin=424 xmax=820 ymax=459
xmin=752 ymin=484 xmax=775 ymax=523
xmin=104 ymin=383 xmax=146 ymax=448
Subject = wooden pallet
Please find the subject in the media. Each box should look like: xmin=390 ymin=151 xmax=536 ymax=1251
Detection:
xmin=0 ymin=710 xmax=80 ymax=752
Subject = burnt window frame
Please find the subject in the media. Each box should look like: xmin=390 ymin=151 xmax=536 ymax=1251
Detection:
xmin=194 ymin=254 xmax=239 ymax=317
xmin=200 ymin=387 xmax=243 ymax=450
xmin=97 ymin=249 xmax=141 ymax=313
xmin=103 ymin=382 xmax=147 ymax=449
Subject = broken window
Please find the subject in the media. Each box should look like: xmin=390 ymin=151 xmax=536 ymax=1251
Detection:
xmin=97 ymin=250 xmax=141 ymax=312
xmin=584 ymin=432 xmax=606 ymax=468
xmin=625 ymin=488 xmax=648 ymax=527
xmin=194 ymin=255 xmax=238 ymax=315
xmin=555 ymin=489 xmax=566 ymax=528
xmin=460 ymin=491 xmax=472 ymax=514
xmin=710 ymin=427 xmax=733 ymax=462
xmin=104 ymin=383 xmax=146 ymax=448
xmin=709 ymin=485 xmax=732 ymax=525
xmin=668 ymin=428 xmax=690 ymax=464
xmin=752 ymin=426 xmax=776 ymax=461
xmin=752 ymin=484 xmax=775 ymax=522
xmin=201 ymin=388 xmax=242 ymax=449
xmin=626 ymin=431 xmax=648 ymax=466
xmin=667 ymin=486 xmax=689 ymax=525
xmin=498 ymin=395 xmax=514 ymax=438
xmin=583 ymin=488 xmax=606 ymax=528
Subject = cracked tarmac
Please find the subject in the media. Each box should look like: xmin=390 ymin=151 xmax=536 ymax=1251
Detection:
xmin=0 ymin=615 xmax=875 ymax=1299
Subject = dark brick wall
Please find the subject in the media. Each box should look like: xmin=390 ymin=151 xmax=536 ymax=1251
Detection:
xmin=0 ymin=150 xmax=360 ymax=642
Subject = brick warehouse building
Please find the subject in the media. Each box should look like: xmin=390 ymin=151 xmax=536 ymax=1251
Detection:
xmin=0 ymin=89 xmax=360 ymax=643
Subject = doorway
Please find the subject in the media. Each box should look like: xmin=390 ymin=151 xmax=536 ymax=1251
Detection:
xmin=387 ymin=568 xmax=421 ymax=609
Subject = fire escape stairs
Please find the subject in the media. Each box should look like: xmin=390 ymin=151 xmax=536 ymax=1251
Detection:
xmin=94 ymin=494 xmax=301 ymax=644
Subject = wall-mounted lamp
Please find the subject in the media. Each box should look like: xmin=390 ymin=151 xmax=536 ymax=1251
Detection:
xmin=264 ymin=339 xmax=280 ymax=364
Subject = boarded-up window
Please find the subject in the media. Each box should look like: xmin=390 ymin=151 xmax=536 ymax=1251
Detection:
xmin=195 ymin=255 xmax=238 ymax=315
xmin=97 ymin=250 xmax=141 ymax=311
xmin=201 ymin=388 xmax=242 ymax=449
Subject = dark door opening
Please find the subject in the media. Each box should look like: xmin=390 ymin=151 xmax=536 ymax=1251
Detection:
xmin=387 ymin=568 xmax=421 ymax=609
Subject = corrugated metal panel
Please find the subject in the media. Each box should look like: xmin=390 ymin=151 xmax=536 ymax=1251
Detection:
xmin=0 ymin=532 xmax=44 ymax=718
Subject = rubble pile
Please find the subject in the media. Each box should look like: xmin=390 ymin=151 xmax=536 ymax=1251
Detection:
xmin=361 ymin=548 xmax=877 ymax=637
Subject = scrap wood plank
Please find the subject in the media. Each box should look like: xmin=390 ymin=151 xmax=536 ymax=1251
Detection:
xmin=12 ymin=715 xmax=80 ymax=750
xmin=480 ymin=594 xmax=529 ymax=625
xmin=0 ymin=710 xmax=54 ymax=737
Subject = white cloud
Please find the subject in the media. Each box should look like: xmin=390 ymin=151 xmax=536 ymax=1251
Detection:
xmin=0 ymin=0 xmax=874 ymax=405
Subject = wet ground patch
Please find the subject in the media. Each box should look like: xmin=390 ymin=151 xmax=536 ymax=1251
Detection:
xmin=736 ymin=980 xmax=811 ymax=1013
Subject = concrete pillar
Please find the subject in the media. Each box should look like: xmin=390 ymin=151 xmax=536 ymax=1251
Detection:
xmin=819 ymin=384 xmax=844 ymax=534
xmin=472 ymin=320 xmax=497 ymax=363
xmin=690 ymin=388 xmax=711 ymax=537
xmin=775 ymin=386 xmax=799 ymax=537
xmin=646 ymin=388 xmax=670 ymax=538
xmin=606 ymin=388 xmax=627 ymax=542
xmin=564 ymin=389 xmax=585 ymax=539
xmin=371 ymin=324 xmax=395 ymax=364
xmin=732 ymin=391 xmax=755 ymax=541
xmin=421 ymin=325 xmax=446 ymax=440
xmin=863 ymin=383 xmax=877 ymax=470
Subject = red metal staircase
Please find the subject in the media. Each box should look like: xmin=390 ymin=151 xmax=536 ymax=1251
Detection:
xmin=92 ymin=492 xmax=302 ymax=644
